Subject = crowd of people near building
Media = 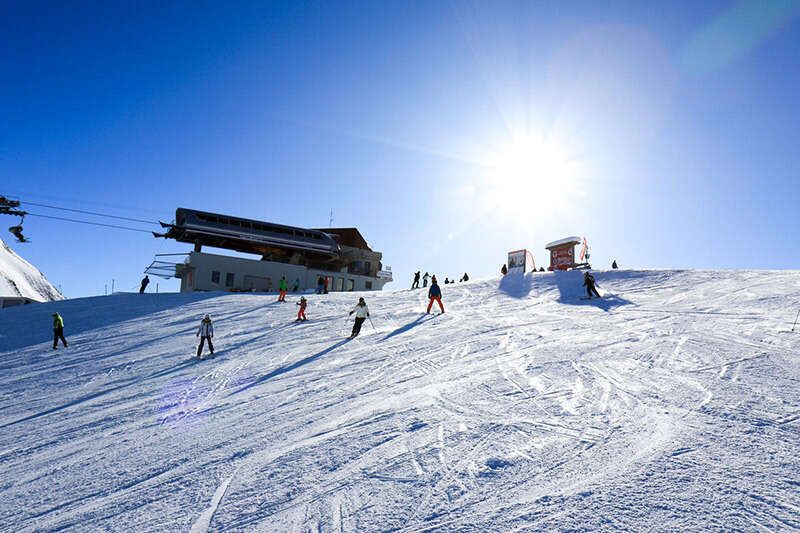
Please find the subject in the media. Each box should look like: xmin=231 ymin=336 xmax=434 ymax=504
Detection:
xmin=52 ymin=260 xmax=620 ymax=357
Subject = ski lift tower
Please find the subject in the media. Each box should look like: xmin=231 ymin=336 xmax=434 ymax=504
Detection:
xmin=545 ymin=236 xmax=590 ymax=271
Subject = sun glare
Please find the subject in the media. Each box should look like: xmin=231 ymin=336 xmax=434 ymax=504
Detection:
xmin=484 ymin=135 xmax=580 ymax=211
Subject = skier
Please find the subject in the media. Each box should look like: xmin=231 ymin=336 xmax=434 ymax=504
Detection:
xmin=426 ymin=279 xmax=445 ymax=314
xmin=323 ymin=277 xmax=329 ymax=294
xmin=196 ymin=314 xmax=214 ymax=358
xmin=316 ymin=276 xmax=325 ymax=295
xmin=612 ymin=259 xmax=618 ymax=269
xmin=422 ymin=272 xmax=430 ymax=288
xmin=501 ymin=264 xmax=508 ymax=275
xmin=139 ymin=275 xmax=150 ymax=294
xmin=278 ymin=276 xmax=288 ymax=302
xmin=348 ymin=297 xmax=370 ymax=338
xmin=583 ymin=271 xmax=601 ymax=299
xmin=52 ymin=312 xmax=68 ymax=350
xmin=460 ymin=272 xmax=469 ymax=282
xmin=292 ymin=278 xmax=301 ymax=292
xmin=411 ymin=271 xmax=420 ymax=289
xmin=296 ymin=296 xmax=308 ymax=321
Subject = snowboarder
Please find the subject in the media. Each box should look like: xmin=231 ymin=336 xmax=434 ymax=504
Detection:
xmin=501 ymin=264 xmax=508 ymax=275
xmin=278 ymin=276 xmax=288 ymax=302
xmin=411 ymin=271 xmax=420 ymax=289
xmin=52 ymin=312 xmax=68 ymax=350
xmin=460 ymin=272 xmax=469 ymax=282
xmin=316 ymin=276 xmax=325 ymax=295
xmin=612 ymin=260 xmax=618 ymax=269
xmin=139 ymin=275 xmax=150 ymax=294
xmin=296 ymin=296 xmax=308 ymax=321
xmin=583 ymin=271 xmax=601 ymax=299
xmin=292 ymin=278 xmax=300 ymax=292
xmin=422 ymin=272 xmax=430 ymax=288
xmin=196 ymin=314 xmax=214 ymax=358
xmin=426 ymin=279 xmax=445 ymax=314
xmin=348 ymin=297 xmax=370 ymax=338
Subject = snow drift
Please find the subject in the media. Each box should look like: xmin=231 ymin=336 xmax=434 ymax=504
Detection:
xmin=0 ymin=269 xmax=798 ymax=531
xmin=0 ymin=238 xmax=63 ymax=303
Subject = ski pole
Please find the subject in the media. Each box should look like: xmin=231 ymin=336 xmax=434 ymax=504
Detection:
xmin=792 ymin=308 xmax=800 ymax=332
xmin=368 ymin=316 xmax=376 ymax=332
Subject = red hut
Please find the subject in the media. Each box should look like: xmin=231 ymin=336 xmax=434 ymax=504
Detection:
xmin=546 ymin=236 xmax=590 ymax=271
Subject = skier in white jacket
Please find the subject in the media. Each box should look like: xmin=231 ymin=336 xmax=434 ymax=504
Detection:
xmin=196 ymin=314 xmax=214 ymax=358
xmin=348 ymin=297 xmax=370 ymax=338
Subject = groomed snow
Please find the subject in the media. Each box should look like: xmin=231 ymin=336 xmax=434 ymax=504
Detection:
xmin=0 ymin=238 xmax=63 ymax=302
xmin=0 ymin=269 xmax=799 ymax=531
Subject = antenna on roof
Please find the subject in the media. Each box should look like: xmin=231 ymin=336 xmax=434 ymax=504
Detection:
xmin=329 ymin=209 xmax=333 ymax=228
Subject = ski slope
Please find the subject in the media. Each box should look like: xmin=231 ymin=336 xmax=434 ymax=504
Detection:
xmin=0 ymin=269 xmax=799 ymax=532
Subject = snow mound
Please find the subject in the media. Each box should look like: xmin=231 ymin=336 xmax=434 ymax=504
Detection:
xmin=0 ymin=269 xmax=799 ymax=531
xmin=0 ymin=238 xmax=63 ymax=302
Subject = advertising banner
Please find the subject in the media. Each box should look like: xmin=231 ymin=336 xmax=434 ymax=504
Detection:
xmin=507 ymin=250 xmax=527 ymax=274
xmin=551 ymin=247 xmax=574 ymax=270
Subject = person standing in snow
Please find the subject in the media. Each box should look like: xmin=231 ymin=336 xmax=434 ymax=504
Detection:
xmin=292 ymin=278 xmax=300 ymax=292
xmin=612 ymin=260 xmax=618 ymax=269
xmin=422 ymin=272 xmax=430 ymax=288
xmin=278 ymin=276 xmax=288 ymax=302
xmin=412 ymin=271 xmax=421 ymax=289
xmin=52 ymin=312 xmax=68 ymax=350
xmin=316 ymin=276 xmax=325 ymax=295
xmin=139 ymin=275 xmax=150 ymax=294
xmin=583 ymin=271 xmax=601 ymax=299
xmin=501 ymin=264 xmax=508 ymax=275
xmin=323 ymin=276 xmax=329 ymax=294
xmin=348 ymin=297 xmax=370 ymax=338
xmin=460 ymin=272 xmax=469 ymax=282
xmin=296 ymin=296 xmax=308 ymax=321
xmin=426 ymin=279 xmax=445 ymax=314
xmin=196 ymin=314 xmax=214 ymax=358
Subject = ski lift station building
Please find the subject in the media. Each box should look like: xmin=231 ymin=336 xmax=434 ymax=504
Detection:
xmin=148 ymin=208 xmax=393 ymax=293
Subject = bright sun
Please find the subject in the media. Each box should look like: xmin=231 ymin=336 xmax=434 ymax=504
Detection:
xmin=482 ymin=134 xmax=581 ymax=215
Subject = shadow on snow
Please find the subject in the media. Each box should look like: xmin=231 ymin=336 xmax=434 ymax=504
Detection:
xmin=229 ymin=338 xmax=351 ymax=396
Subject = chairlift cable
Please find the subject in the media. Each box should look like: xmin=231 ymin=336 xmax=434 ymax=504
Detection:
xmin=26 ymin=212 xmax=154 ymax=233
xmin=21 ymin=201 xmax=159 ymax=225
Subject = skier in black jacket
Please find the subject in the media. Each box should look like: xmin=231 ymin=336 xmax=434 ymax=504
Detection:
xmin=411 ymin=271 xmax=420 ymax=289
xmin=583 ymin=271 xmax=601 ymax=299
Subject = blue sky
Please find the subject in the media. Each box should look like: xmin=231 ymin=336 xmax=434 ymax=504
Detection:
xmin=2 ymin=1 xmax=799 ymax=297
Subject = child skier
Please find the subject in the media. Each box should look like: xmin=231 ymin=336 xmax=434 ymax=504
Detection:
xmin=196 ymin=314 xmax=214 ymax=358
xmin=348 ymin=297 xmax=370 ymax=338
xmin=296 ymin=296 xmax=308 ymax=321
xmin=427 ymin=279 xmax=444 ymax=314
xmin=278 ymin=276 xmax=288 ymax=302
xmin=583 ymin=271 xmax=601 ymax=299
xmin=52 ymin=312 xmax=68 ymax=350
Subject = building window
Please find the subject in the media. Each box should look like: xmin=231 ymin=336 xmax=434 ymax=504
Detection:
xmin=365 ymin=281 xmax=373 ymax=289
xmin=365 ymin=261 xmax=371 ymax=274
xmin=211 ymin=271 xmax=221 ymax=284
xmin=348 ymin=279 xmax=355 ymax=291
xmin=225 ymin=273 xmax=235 ymax=287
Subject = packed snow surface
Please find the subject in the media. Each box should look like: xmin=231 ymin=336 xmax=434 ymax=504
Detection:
xmin=0 ymin=238 xmax=62 ymax=302
xmin=1 ymin=269 xmax=799 ymax=532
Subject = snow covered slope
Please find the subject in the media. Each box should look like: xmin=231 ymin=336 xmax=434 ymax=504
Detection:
xmin=0 ymin=238 xmax=62 ymax=302
xmin=0 ymin=269 xmax=798 ymax=531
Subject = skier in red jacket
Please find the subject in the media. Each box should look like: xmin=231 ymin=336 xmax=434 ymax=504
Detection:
xmin=296 ymin=297 xmax=308 ymax=321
